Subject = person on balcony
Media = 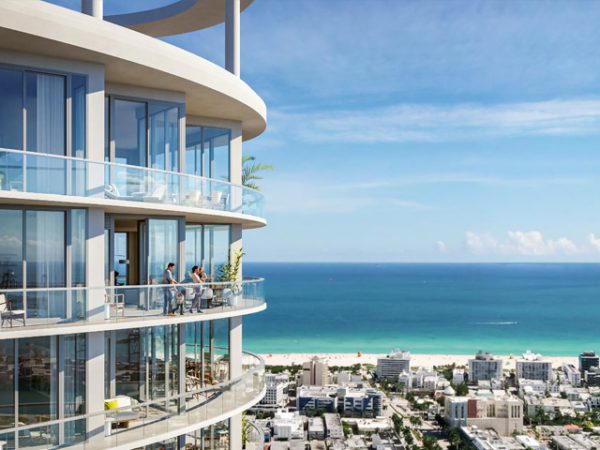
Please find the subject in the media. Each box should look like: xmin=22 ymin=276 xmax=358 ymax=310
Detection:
xmin=162 ymin=262 xmax=178 ymax=315
xmin=189 ymin=265 xmax=207 ymax=313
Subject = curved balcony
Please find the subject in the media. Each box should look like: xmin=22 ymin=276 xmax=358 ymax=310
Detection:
xmin=0 ymin=351 xmax=266 ymax=450
xmin=0 ymin=278 xmax=265 ymax=339
xmin=0 ymin=148 xmax=266 ymax=227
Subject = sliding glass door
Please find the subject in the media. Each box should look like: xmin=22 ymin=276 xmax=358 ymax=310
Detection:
xmin=185 ymin=126 xmax=230 ymax=181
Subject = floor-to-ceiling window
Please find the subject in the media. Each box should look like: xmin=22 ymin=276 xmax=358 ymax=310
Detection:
xmin=148 ymin=218 xmax=179 ymax=283
xmin=0 ymin=66 xmax=86 ymax=156
xmin=113 ymin=99 xmax=147 ymax=168
xmin=185 ymin=126 xmax=230 ymax=182
xmin=185 ymin=225 xmax=230 ymax=278
xmin=184 ymin=319 xmax=230 ymax=389
xmin=0 ymin=208 xmax=86 ymax=321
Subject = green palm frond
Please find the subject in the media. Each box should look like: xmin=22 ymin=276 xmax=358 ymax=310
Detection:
xmin=242 ymin=155 xmax=274 ymax=191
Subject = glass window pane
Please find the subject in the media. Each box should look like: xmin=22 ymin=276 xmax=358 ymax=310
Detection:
xmin=0 ymin=339 xmax=15 ymax=430
xmin=71 ymin=209 xmax=86 ymax=286
xmin=115 ymin=328 xmax=146 ymax=402
xmin=203 ymin=127 xmax=230 ymax=181
xmin=148 ymin=219 xmax=179 ymax=283
xmin=185 ymin=225 xmax=203 ymax=279
xmin=0 ymin=209 xmax=23 ymax=289
xmin=113 ymin=99 xmax=146 ymax=167
xmin=150 ymin=104 xmax=179 ymax=172
xmin=203 ymin=225 xmax=230 ymax=277
xmin=63 ymin=334 xmax=86 ymax=417
xmin=26 ymin=210 xmax=65 ymax=288
xmin=0 ymin=68 xmax=23 ymax=150
xmin=26 ymin=72 xmax=66 ymax=155
xmin=18 ymin=336 xmax=58 ymax=425
xmin=71 ymin=75 xmax=86 ymax=158
xmin=185 ymin=126 xmax=202 ymax=176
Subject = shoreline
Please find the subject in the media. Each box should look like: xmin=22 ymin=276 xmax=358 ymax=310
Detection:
xmin=260 ymin=353 xmax=578 ymax=369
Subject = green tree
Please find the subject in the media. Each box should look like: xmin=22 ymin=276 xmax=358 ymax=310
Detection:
xmin=242 ymin=155 xmax=274 ymax=191
xmin=453 ymin=383 xmax=469 ymax=396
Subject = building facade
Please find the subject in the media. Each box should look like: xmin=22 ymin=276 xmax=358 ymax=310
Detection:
xmin=468 ymin=351 xmax=503 ymax=384
xmin=376 ymin=350 xmax=410 ymax=380
xmin=516 ymin=351 xmax=553 ymax=385
xmin=302 ymin=357 xmax=330 ymax=387
xmin=0 ymin=1 xmax=268 ymax=449
xmin=579 ymin=351 xmax=600 ymax=374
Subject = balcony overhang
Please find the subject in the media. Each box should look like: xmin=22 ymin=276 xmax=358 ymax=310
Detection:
xmin=0 ymin=0 xmax=266 ymax=140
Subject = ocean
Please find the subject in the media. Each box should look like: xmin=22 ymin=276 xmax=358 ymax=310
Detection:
xmin=243 ymin=262 xmax=600 ymax=356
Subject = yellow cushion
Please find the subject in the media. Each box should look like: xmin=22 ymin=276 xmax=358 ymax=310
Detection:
xmin=104 ymin=399 xmax=119 ymax=410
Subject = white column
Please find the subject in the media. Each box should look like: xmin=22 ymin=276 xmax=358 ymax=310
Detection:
xmin=82 ymin=0 xmax=103 ymax=18
xmin=86 ymin=331 xmax=105 ymax=442
xmin=225 ymin=0 xmax=240 ymax=76
xmin=229 ymin=317 xmax=243 ymax=450
xmin=87 ymin=208 xmax=105 ymax=321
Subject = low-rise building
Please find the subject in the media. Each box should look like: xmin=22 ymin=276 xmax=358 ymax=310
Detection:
xmin=273 ymin=410 xmax=305 ymax=440
xmin=296 ymin=386 xmax=338 ymax=413
xmin=342 ymin=388 xmax=384 ymax=417
xmin=469 ymin=351 xmax=503 ymax=384
xmin=445 ymin=392 xmax=523 ymax=436
xmin=323 ymin=413 xmax=344 ymax=440
xmin=376 ymin=350 xmax=411 ymax=380
xmin=307 ymin=417 xmax=325 ymax=440
xmin=453 ymin=368 xmax=466 ymax=385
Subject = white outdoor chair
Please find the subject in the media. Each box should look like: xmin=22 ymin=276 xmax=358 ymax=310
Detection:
xmin=0 ymin=294 xmax=26 ymax=327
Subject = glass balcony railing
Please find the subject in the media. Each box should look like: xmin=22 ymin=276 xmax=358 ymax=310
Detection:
xmin=0 ymin=148 xmax=265 ymax=218
xmin=0 ymin=351 xmax=265 ymax=450
xmin=0 ymin=278 xmax=265 ymax=331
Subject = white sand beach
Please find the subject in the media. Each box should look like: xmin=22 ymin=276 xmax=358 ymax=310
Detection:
xmin=260 ymin=353 xmax=577 ymax=370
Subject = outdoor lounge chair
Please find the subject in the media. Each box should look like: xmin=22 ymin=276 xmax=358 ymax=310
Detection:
xmin=104 ymin=395 xmax=139 ymax=429
xmin=0 ymin=294 xmax=26 ymax=327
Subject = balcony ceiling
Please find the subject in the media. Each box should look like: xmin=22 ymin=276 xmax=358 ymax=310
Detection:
xmin=106 ymin=0 xmax=255 ymax=37
xmin=0 ymin=0 xmax=266 ymax=141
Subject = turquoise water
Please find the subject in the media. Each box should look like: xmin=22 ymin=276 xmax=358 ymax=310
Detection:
xmin=243 ymin=263 xmax=600 ymax=356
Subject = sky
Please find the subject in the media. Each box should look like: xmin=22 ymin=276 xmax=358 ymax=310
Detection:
xmin=52 ymin=0 xmax=600 ymax=262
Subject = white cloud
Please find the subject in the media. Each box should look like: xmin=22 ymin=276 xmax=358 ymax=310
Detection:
xmin=436 ymin=240 xmax=447 ymax=253
xmin=587 ymin=233 xmax=600 ymax=253
xmin=270 ymin=98 xmax=600 ymax=144
xmin=465 ymin=230 xmax=579 ymax=256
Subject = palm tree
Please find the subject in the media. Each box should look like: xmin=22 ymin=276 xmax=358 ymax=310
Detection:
xmin=242 ymin=155 xmax=273 ymax=191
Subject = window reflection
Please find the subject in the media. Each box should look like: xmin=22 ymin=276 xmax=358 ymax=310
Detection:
xmin=185 ymin=126 xmax=230 ymax=181
xmin=0 ymin=209 xmax=22 ymax=289
xmin=114 ymin=99 xmax=147 ymax=168
xmin=0 ymin=68 xmax=23 ymax=150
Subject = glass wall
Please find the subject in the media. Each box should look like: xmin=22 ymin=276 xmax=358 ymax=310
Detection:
xmin=185 ymin=225 xmax=230 ymax=278
xmin=0 ymin=335 xmax=86 ymax=446
xmin=112 ymin=326 xmax=179 ymax=403
xmin=0 ymin=66 xmax=85 ymax=157
xmin=108 ymin=97 xmax=181 ymax=172
xmin=25 ymin=72 xmax=66 ymax=155
xmin=113 ymin=99 xmax=147 ymax=168
xmin=185 ymin=419 xmax=230 ymax=450
xmin=0 ymin=208 xmax=86 ymax=321
xmin=0 ymin=209 xmax=22 ymax=289
xmin=184 ymin=319 xmax=230 ymax=389
xmin=148 ymin=219 xmax=179 ymax=283
xmin=0 ymin=68 xmax=23 ymax=150
xmin=18 ymin=336 xmax=58 ymax=425
xmin=185 ymin=126 xmax=230 ymax=181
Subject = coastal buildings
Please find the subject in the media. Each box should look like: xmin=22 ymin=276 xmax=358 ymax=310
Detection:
xmin=376 ymin=350 xmax=411 ymax=380
xmin=516 ymin=351 xmax=553 ymax=384
xmin=341 ymin=388 xmax=384 ymax=417
xmin=563 ymin=363 xmax=582 ymax=387
xmin=468 ymin=351 xmax=503 ymax=384
xmin=296 ymin=386 xmax=338 ymax=413
xmin=273 ymin=410 xmax=304 ymax=440
xmin=302 ymin=357 xmax=330 ymax=386
xmin=260 ymin=373 xmax=290 ymax=409
xmin=0 ymin=1 xmax=268 ymax=449
xmin=323 ymin=413 xmax=344 ymax=440
xmin=444 ymin=391 xmax=524 ymax=436
xmin=579 ymin=351 xmax=600 ymax=374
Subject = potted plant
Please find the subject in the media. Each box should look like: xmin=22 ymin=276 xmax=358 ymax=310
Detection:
xmin=217 ymin=248 xmax=244 ymax=306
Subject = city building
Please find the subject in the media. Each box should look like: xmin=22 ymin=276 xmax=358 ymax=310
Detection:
xmin=563 ymin=363 xmax=582 ymax=387
xmin=260 ymin=373 xmax=290 ymax=408
xmin=302 ymin=357 xmax=330 ymax=386
xmin=468 ymin=351 xmax=503 ymax=384
xmin=453 ymin=368 xmax=466 ymax=385
xmin=323 ymin=413 xmax=344 ymax=440
xmin=308 ymin=417 xmax=325 ymax=440
xmin=445 ymin=392 xmax=524 ymax=436
xmin=0 ymin=1 xmax=268 ymax=449
xmin=516 ymin=351 xmax=553 ymax=384
xmin=376 ymin=349 xmax=410 ymax=380
xmin=341 ymin=388 xmax=384 ymax=417
xmin=585 ymin=367 xmax=600 ymax=387
xmin=579 ymin=351 xmax=600 ymax=374
xmin=273 ymin=410 xmax=305 ymax=441
xmin=296 ymin=386 xmax=339 ymax=413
